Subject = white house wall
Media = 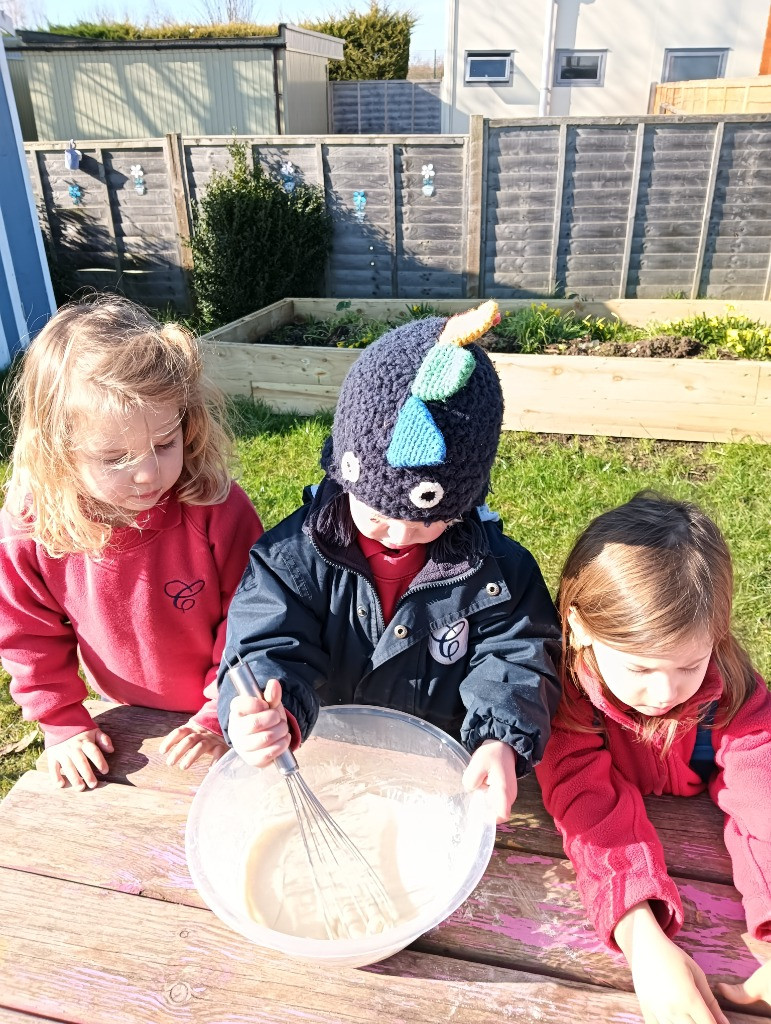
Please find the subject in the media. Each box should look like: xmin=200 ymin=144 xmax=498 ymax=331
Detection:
xmin=442 ymin=0 xmax=769 ymax=130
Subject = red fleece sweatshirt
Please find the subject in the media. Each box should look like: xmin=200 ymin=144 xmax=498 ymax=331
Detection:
xmin=0 ymin=483 xmax=262 ymax=746
xmin=356 ymin=533 xmax=427 ymax=623
xmin=536 ymin=660 xmax=771 ymax=949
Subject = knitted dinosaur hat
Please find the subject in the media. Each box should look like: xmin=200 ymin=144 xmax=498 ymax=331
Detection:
xmin=323 ymin=300 xmax=504 ymax=522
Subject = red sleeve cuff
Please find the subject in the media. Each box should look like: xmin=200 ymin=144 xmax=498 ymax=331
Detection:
xmin=191 ymin=707 xmax=223 ymax=736
xmin=39 ymin=703 xmax=97 ymax=747
xmin=285 ymin=709 xmax=301 ymax=750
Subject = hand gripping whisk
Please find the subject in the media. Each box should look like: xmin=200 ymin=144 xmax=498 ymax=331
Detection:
xmin=226 ymin=656 xmax=397 ymax=940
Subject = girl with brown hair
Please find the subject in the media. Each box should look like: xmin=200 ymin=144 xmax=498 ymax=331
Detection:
xmin=536 ymin=491 xmax=771 ymax=1022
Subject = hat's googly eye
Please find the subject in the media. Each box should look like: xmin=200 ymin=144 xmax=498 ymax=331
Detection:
xmin=409 ymin=481 xmax=444 ymax=510
xmin=340 ymin=451 xmax=360 ymax=483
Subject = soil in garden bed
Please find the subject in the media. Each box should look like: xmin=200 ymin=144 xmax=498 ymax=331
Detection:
xmin=256 ymin=304 xmax=770 ymax=361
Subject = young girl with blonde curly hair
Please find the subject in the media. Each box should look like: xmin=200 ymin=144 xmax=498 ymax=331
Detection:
xmin=537 ymin=492 xmax=771 ymax=1023
xmin=0 ymin=297 xmax=262 ymax=790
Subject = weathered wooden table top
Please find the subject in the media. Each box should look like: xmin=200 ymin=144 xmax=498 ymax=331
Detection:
xmin=0 ymin=701 xmax=769 ymax=1023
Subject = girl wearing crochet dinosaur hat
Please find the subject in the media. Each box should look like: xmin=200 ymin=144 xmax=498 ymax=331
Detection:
xmin=217 ymin=301 xmax=561 ymax=822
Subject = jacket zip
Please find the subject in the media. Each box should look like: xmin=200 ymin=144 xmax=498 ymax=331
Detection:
xmin=310 ymin=537 xmax=484 ymax=638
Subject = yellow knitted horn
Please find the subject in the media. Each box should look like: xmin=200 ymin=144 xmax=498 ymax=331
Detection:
xmin=437 ymin=300 xmax=500 ymax=348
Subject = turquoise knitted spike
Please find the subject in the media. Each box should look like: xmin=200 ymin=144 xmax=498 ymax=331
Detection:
xmin=386 ymin=395 xmax=446 ymax=467
xmin=411 ymin=342 xmax=476 ymax=403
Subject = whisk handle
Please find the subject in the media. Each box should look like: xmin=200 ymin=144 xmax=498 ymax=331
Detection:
xmin=226 ymin=659 xmax=299 ymax=776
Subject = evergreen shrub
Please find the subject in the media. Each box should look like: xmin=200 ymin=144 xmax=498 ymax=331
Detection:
xmin=190 ymin=142 xmax=331 ymax=332
xmin=304 ymin=1 xmax=415 ymax=80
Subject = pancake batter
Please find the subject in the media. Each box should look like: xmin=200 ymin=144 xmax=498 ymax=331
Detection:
xmin=242 ymin=746 xmax=464 ymax=941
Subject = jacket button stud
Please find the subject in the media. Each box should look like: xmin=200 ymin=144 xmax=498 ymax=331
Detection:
xmin=486 ymin=582 xmax=501 ymax=596
xmin=393 ymin=624 xmax=409 ymax=639
xmin=357 ymin=606 xmax=367 ymax=617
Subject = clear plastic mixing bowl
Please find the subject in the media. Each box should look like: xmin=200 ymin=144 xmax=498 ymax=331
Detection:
xmin=185 ymin=705 xmax=495 ymax=967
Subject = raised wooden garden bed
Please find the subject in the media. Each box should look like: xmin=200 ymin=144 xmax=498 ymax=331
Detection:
xmin=200 ymin=298 xmax=771 ymax=443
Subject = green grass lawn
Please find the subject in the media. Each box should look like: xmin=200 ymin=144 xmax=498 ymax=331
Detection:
xmin=2 ymin=398 xmax=771 ymax=798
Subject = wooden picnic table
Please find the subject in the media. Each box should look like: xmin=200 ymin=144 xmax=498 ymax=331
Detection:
xmin=0 ymin=700 xmax=769 ymax=1024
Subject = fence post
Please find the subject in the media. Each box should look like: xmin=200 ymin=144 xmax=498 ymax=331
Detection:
xmin=465 ymin=114 xmax=485 ymax=298
xmin=547 ymin=123 xmax=568 ymax=296
xmin=388 ymin=142 xmax=398 ymax=296
xmin=618 ymin=122 xmax=645 ymax=299
xmin=163 ymin=132 xmax=193 ymax=309
xmin=690 ymin=121 xmax=723 ymax=299
xmin=95 ymin=148 xmax=123 ymax=289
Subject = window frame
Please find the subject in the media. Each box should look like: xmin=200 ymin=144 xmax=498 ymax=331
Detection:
xmin=661 ymin=47 xmax=728 ymax=84
xmin=464 ymin=51 xmax=513 ymax=85
xmin=553 ymin=49 xmax=607 ymax=87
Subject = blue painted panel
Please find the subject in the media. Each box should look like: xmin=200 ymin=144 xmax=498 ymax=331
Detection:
xmin=0 ymin=42 xmax=55 ymax=367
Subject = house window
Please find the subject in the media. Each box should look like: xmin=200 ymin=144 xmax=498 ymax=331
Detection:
xmin=662 ymin=48 xmax=728 ymax=83
xmin=464 ymin=52 xmax=512 ymax=84
xmin=554 ymin=50 xmax=606 ymax=86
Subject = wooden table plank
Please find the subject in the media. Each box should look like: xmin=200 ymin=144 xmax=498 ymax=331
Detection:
xmin=0 ymin=772 xmax=197 ymax=904
xmin=0 ymin=773 xmax=764 ymax=1006
xmin=417 ymin=848 xmax=763 ymax=995
xmin=0 ymin=1011 xmax=65 ymax=1023
xmin=0 ymin=868 xmax=765 ymax=1024
xmin=33 ymin=705 xmax=734 ymax=886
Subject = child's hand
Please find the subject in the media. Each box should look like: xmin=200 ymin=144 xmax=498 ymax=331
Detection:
xmin=462 ymin=739 xmax=518 ymax=823
xmin=227 ymin=677 xmax=290 ymax=768
xmin=48 ymin=728 xmax=114 ymax=791
xmin=159 ymin=721 xmax=229 ymax=769
xmin=718 ymin=959 xmax=771 ymax=1009
xmin=615 ymin=904 xmax=730 ymax=1024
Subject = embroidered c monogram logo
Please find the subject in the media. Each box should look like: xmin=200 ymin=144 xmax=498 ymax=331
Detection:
xmin=428 ymin=618 xmax=469 ymax=666
xmin=164 ymin=579 xmax=205 ymax=612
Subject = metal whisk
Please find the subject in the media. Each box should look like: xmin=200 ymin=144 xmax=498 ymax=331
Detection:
xmin=226 ymin=655 xmax=397 ymax=940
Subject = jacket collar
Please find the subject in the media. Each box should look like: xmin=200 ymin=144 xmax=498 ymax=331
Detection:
xmin=303 ymin=476 xmax=489 ymax=584
xmin=576 ymin=656 xmax=724 ymax=737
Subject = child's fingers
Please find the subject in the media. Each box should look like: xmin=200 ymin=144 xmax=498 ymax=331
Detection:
xmin=717 ymin=978 xmax=771 ymax=1008
xmin=82 ymin=738 xmax=110 ymax=775
xmin=163 ymin=732 xmax=198 ymax=766
xmin=461 ymin=759 xmax=487 ymax=792
xmin=58 ymin=756 xmax=88 ymax=792
xmin=486 ymin=765 xmax=514 ymax=823
xmin=177 ymin=741 xmax=205 ymax=770
xmin=236 ymin=707 xmax=286 ymax=737
xmin=72 ymin=747 xmax=101 ymax=788
xmin=49 ymin=758 xmax=66 ymax=789
xmin=231 ymin=693 xmax=270 ymax=717
xmin=158 ymin=728 xmax=179 ymax=755
xmin=95 ymin=729 xmax=114 ymax=753
xmin=263 ymin=678 xmax=283 ymax=711
xmin=247 ymin=734 xmax=291 ymax=765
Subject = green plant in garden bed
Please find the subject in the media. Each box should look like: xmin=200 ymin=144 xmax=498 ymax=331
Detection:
xmin=662 ymin=311 xmax=771 ymax=360
xmin=3 ymin=402 xmax=770 ymax=798
xmin=257 ymin=302 xmax=771 ymax=358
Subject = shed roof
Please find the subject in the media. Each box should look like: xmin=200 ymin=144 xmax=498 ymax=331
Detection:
xmin=10 ymin=23 xmax=344 ymax=59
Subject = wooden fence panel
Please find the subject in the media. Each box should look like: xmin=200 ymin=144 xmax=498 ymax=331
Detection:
xmin=103 ymin=145 xmax=188 ymax=310
xmin=558 ymin=124 xmax=639 ymax=298
xmin=322 ymin=142 xmax=396 ymax=298
xmin=705 ymin=122 xmax=771 ymax=299
xmin=483 ymin=124 xmax=562 ymax=297
xmin=395 ymin=142 xmax=466 ymax=297
xmin=330 ymin=80 xmax=441 ymax=134
xmin=24 ymin=116 xmax=771 ymax=311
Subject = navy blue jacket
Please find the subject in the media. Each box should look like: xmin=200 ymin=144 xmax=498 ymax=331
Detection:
xmin=217 ymin=480 xmax=561 ymax=775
